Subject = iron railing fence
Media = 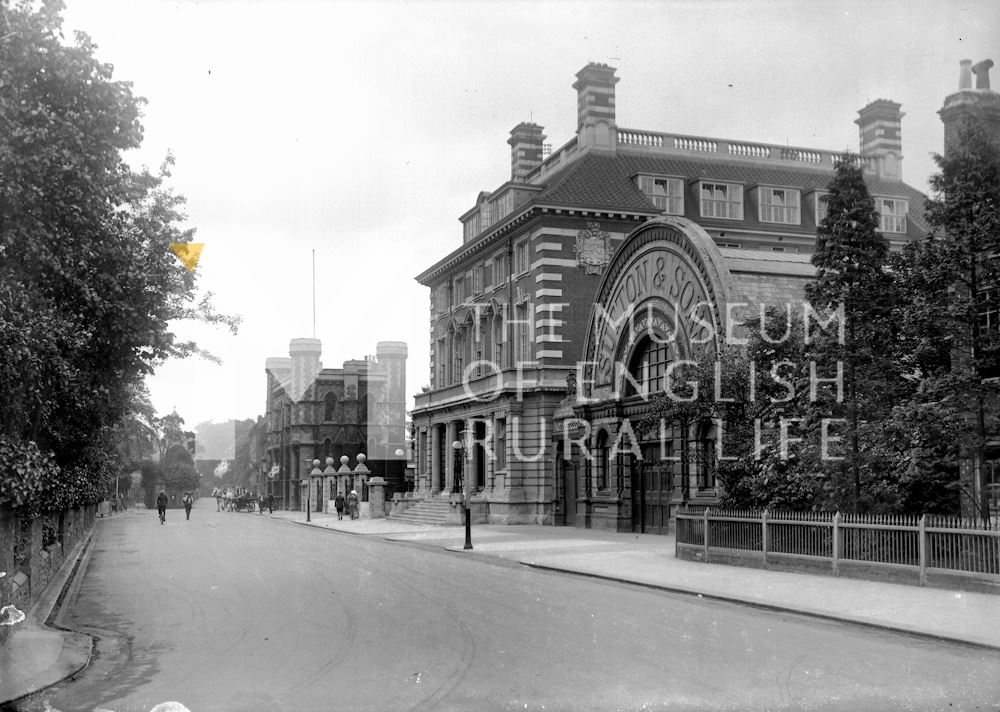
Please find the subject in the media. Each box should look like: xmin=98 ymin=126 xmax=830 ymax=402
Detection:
xmin=676 ymin=508 xmax=1000 ymax=586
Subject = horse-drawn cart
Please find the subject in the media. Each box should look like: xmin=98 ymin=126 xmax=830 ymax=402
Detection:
xmin=230 ymin=492 xmax=257 ymax=512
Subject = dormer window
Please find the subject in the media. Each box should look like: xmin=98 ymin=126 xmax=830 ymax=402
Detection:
xmin=699 ymin=181 xmax=743 ymax=220
xmin=758 ymin=187 xmax=800 ymax=225
xmin=814 ymin=191 xmax=830 ymax=226
xmin=637 ymin=175 xmax=684 ymax=214
xmin=878 ymin=198 xmax=908 ymax=233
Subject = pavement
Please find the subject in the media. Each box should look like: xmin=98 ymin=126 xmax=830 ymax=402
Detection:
xmin=2 ymin=507 xmax=999 ymax=706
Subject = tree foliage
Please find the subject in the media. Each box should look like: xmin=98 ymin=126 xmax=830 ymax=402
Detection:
xmin=906 ymin=116 xmax=1000 ymax=519
xmin=805 ymin=153 xmax=898 ymax=512
xmin=0 ymin=0 xmax=238 ymax=510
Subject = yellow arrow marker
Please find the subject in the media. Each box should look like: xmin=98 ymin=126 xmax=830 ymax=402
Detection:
xmin=169 ymin=242 xmax=205 ymax=272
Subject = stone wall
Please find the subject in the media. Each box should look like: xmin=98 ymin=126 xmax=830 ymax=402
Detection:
xmin=0 ymin=504 xmax=96 ymax=648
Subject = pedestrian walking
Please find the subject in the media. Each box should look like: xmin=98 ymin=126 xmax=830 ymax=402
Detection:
xmin=213 ymin=486 xmax=222 ymax=511
xmin=334 ymin=492 xmax=345 ymax=520
xmin=182 ymin=491 xmax=193 ymax=520
xmin=347 ymin=490 xmax=359 ymax=520
xmin=156 ymin=491 xmax=168 ymax=525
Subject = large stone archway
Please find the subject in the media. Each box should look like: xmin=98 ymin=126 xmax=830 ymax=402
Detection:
xmin=563 ymin=217 xmax=740 ymax=533
xmin=581 ymin=216 xmax=739 ymax=400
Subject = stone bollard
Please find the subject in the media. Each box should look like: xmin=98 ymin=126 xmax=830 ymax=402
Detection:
xmin=367 ymin=476 xmax=387 ymax=519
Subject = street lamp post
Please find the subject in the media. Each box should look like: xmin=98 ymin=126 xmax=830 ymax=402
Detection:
xmin=307 ymin=458 xmax=322 ymax=522
xmin=451 ymin=438 xmax=472 ymax=550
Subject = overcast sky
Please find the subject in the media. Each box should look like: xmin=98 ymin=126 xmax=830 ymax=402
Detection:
xmin=58 ymin=0 xmax=999 ymax=434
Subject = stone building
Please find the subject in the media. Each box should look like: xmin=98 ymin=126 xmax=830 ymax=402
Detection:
xmin=264 ymin=339 xmax=407 ymax=512
xmin=939 ymin=59 xmax=1000 ymax=518
xmin=408 ymin=62 xmax=928 ymax=531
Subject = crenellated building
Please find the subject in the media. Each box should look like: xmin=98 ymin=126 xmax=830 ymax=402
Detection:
xmin=264 ymin=339 xmax=407 ymax=512
xmin=409 ymin=62 xmax=929 ymax=531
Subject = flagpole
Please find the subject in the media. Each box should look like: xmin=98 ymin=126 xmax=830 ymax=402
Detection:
xmin=312 ymin=249 xmax=316 ymax=339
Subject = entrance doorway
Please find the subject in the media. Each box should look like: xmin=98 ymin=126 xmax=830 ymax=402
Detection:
xmin=631 ymin=444 xmax=672 ymax=534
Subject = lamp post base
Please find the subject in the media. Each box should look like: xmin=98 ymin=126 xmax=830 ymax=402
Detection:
xmin=463 ymin=505 xmax=473 ymax=550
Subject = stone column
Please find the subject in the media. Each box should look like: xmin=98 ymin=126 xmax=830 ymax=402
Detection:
xmin=368 ymin=476 xmax=387 ymax=519
xmin=336 ymin=456 xmax=351 ymax=497
xmin=431 ymin=424 xmax=442 ymax=495
xmin=322 ymin=457 xmax=337 ymax=512
xmin=445 ymin=421 xmax=457 ymax=493
xmin=353 ymin=454 xmax=371 ymax=517
xmin=470 ymin=418 xmax=482 ymax=493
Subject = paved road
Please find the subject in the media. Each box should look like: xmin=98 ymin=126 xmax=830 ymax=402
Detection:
xmin=11 ymin=501 xmax=1000 ymax=712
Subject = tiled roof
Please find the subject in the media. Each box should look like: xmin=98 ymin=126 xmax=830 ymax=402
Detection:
xmin=531 ymin=151 xmax=931 ymax=238
xmin=532 ymin=153 xmax=655 ymax=212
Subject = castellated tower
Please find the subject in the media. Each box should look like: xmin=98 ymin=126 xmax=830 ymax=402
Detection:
xmin=376 ymin=341 xmax=408 ymax=440
xmin=289 ymin=338 xmax=322 ymax=405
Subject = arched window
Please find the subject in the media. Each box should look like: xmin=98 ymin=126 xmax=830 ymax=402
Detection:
xmin=323 ymin=438 xmax=333 ymax=458
xmin=595 ymin=431 xmax=609 ymax=491
xmin=627 ymin=337 xmax=671 ymax=396
xmin=324 ymin=392 xmax=337 ymax=421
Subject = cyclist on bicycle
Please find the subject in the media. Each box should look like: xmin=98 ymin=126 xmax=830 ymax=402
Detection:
xmin=156 ymin=491 xmax=168 ymax=524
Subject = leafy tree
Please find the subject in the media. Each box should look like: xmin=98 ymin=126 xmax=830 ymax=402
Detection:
xmin=903 ymin=116 xmax=1000 ymax=521
xmin=805 ymin=153 xmax=897 ymax=512
xmin=0 ymin=0 xmax=239 ymax=511
xmin=636 ymin=309 xmax=816 ymax=509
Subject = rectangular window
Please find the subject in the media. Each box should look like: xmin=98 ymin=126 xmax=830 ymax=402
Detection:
xmin=879 ymin=198 xmax=908 ymax=233
xmin=700 ymin=182 xmax=743 ymax=220
xmin=758 ymin=187 xmax=800 ymax=224
xmin=436 ymin=339 xmax=447 ymax=387
xmin=493 ymin=251 xmax=509 ymax=287
xmin=514 ymin=240 xmax=529 ymax=274
xmin=433 ymin=285 xmax=449 ymax=315
xmin=453 ymin=275 xmax=465 ymax=305
xmin=515 ymin=302 xmax=530 ymax=362
xmin=637 ymin=176 xmax=684 ymax=214
xmin=452 ymin=332 xmax=464 ymax=385
xmin=472 ymin=265 xmax=483 ymax=295
xmin=493 ymin=316 xmax=504 ymax=367
xmin=494 ymin=418 xmax=506 ymax=471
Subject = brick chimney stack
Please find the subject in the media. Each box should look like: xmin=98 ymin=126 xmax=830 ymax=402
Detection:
xmin=508 ymin=122 xmax=546 ymax=182
xmin=855 ymin=99 xmax=905 ymax=180
xmin=939 ymin=58 xmax=1000 ymax=155
xmin=573 ymin=63 xmax=619 ymax=151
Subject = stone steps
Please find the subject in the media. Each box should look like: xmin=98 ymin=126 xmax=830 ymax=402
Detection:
xmin=389 ymin=498 xmax=455 ymax=526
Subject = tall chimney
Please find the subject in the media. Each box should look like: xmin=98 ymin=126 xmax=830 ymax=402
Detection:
xmin=855 ymin=99 xmax=905 ymax=180
xmin=959 ymin=59 xmax=973 ymax=90
xmin=508 ymin=122 xmax=546 ymax=182
xmin=939 ymin=58 xmax=1000 ymax=155
xmin=573 ymin=63 xmax=619 ymax=151
xmin=972 ymin=59 xmax=994 ymax=89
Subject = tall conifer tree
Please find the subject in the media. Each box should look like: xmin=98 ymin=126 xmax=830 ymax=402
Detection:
xmin=806 ymin=154 xmax=896 ymax=512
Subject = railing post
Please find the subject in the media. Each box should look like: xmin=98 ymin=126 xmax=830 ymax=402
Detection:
xmin=761 ymin=509 xmax=769 ymax=566
xmin=918 ymin=514 xmax=927 ymax=586
xmin=832 ymin=511 xmax=841 ymax=576
xmin=702 ymin=508 xmax=710 ymax=562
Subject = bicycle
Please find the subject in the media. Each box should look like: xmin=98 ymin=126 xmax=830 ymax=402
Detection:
xmin=158 ymin=507 xmax=166 ymax=525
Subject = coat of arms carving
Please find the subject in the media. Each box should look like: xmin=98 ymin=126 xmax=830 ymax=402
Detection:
xmin=575 ymin=222 xmax=611 ymax=274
